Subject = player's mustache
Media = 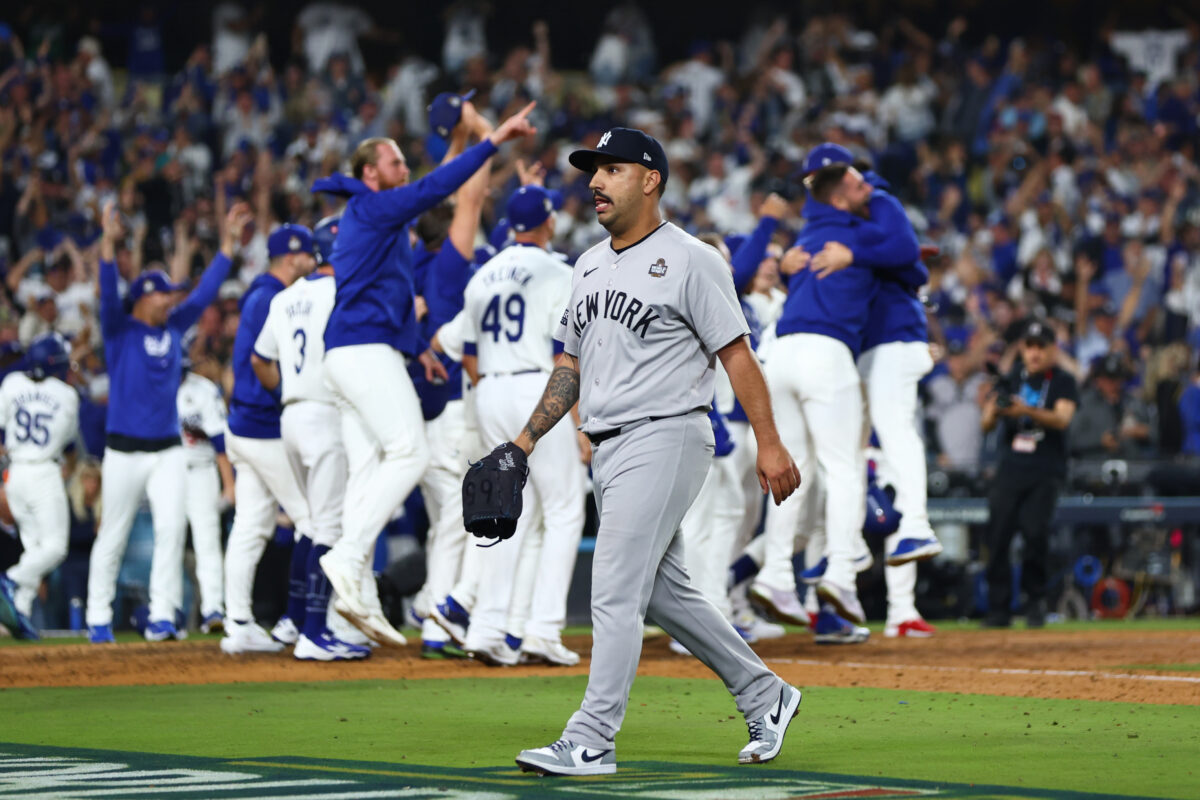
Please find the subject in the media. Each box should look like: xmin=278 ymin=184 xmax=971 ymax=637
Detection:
xmin=592 ymin=191 xmax=613 ymax=205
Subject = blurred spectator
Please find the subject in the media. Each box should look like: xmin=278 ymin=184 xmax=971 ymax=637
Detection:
xmin=1070 ymin=354 xmax=1156 ymax=458
xmin=294 ymin=2 xmax=373 ymax=75
xmin=926 ymin=340 xmax=987 ymax=471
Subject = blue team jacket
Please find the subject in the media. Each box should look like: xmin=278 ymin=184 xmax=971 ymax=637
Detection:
xmin=859 ymin=173 xmax=929 ymax=351
xmin=312 ymin=140 xmax=498 ymax=356
xmin=227 ymin=272 xmax=285 ymax=439
xmin=777 ymin=190 xmax=922 ymax=359
xmin=410 ymin=241 xmax=475 ymax=420
xmin=100 ymin=254 xmax=231 ymax=443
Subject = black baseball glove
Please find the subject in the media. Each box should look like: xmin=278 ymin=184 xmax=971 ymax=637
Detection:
xmin=462 ymin=442 xmax=529 ymax=542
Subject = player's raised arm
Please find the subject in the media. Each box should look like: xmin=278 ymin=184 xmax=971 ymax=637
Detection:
xmin=513 ymin=353 xmax=579 ymax=456
xmin=97 ymin=201 xmax=126 ymax=337
xmin=170 ymin=202 xmax=252 ymax=331
xmin=717 ymin=336 xmax=800 ymax=505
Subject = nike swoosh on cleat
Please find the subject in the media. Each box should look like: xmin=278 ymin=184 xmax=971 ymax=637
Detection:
xmin=583 ymin=267 xmax=598 ymax=277
xmin=580 ymin=749 xmax=609 ymax=763
xmin=768 ymin=691 xmax=785 ymax=724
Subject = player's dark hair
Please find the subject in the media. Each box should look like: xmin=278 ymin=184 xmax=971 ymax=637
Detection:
xmin=806 ymin=163 xmax=851 ymax=204
xmin=415 ymin=204 xmax=455 ymax=249
xmin=351 ymin=137 xmax=394 ymax=180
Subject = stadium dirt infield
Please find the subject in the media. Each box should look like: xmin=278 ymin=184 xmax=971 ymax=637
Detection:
xmin=4 ymin=627 xmax=1198 ymax=704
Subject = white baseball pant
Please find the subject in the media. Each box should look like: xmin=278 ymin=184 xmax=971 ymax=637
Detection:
xmin=5 ymin=461 xmax=69 ymax=618
xmin=859 ymin=341 xmax=934 ymax=626
xmin=680 ymin=449 xmax=742 ymax=620
xmin=760 ymin=334 xmax=866 ymax=590
xmin=185 ymin=462 xmax=225 ymax=618
xmin=466 ymin=372 xmax=585 ymax=647
xmin=414 ymin=398 xmax=470 ymax=624
xmin=87 ymin=446 xmax=187 ymax=627
xmin=323 ymin=344 xmax=430 ymax=582
xmin=281 ymin=401 xmax=347 ymax=549
xmin=223 ymin=430 xmax=312 ymax=622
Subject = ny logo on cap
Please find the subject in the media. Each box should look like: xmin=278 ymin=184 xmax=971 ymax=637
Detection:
xmin=598 ymin=131 xmax=612 ymax=148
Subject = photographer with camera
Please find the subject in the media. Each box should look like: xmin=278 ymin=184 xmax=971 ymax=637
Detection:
xmin=980 ymin=320 xmax=1078 ymax=628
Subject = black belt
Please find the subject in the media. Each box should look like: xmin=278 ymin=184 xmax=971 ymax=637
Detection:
xmin=481 ymin=369 xmax=545 ymax=379
xmin=106 ymin=433 xmax=182 ymax=453
xmin=587 ymin=406 xmax=708 ymax=447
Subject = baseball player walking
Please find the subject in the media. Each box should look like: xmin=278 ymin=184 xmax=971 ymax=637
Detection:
xmin=507 ymin=128 xmax=803 ymax=776
xmin=0 ymin=333 xmax=79 ymax=639
xmin=177 ymin=357 xmax=235 ymax=633
xmin=221 ymin=223 xmax=319 ymax=655
xmin=251 ymin=216 xmax=369 ymax=661
xmin=460 ymin=185 xmax=585 ymax=667
xmin=87 ymin=201 xmax=245 ymax=643
xmin=310 ymin=104 xmax=538 ymax=631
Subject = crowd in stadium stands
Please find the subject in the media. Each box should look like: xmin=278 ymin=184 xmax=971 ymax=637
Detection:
xmin=1 ymin=3 xmax=1200 ymax=509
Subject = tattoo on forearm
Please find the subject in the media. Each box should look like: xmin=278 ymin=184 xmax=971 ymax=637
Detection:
xmin=524 ymin=365 xmax=580 ymax=444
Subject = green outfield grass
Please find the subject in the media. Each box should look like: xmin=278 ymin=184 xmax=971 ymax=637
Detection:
xmin=5 ymin=676 xmax=1198 ymax=798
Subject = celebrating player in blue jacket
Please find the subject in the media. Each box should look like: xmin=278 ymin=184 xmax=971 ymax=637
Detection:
xmin=755 ymin=160 xmax=921 ymax=627
xmin=310 ymin=102 xmax=538 ymax=629
xmin=86 ymin=201 xmax=248 ymax=643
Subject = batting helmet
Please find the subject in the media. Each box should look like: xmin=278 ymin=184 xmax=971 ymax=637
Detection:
xmin=27 ymin=332 xmax=70 ymax=380
xmin=313 ymin=215 xmax=341 ymax=265
xmin=863 ymin=481 xmax=902 ymax=536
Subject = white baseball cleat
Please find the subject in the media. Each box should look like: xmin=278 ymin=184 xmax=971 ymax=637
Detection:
xmin=738 ymin=684 xmax=802 ymax=764
xmin=294 ymin=632 xmax=371 ymax=661
xmin=516 ymin=739 xmax=617 ymax=776
xmin=735 ymin=611 xmax=787 ymax=643
xmin=468 ymin=638 xmax=520 ymax=666
xmin=220 ymin=620 xmax=285 ymax=655
xmin=816 ymin=577 xmax=865 ymax=625
xmin=271 ymin=616 xmax=299 ymax=645
xmin=520 ymin=635 xmax=581 ymax=666
xmin=333 ymin=599 xmax=407 ymax=647
xmin=748 ymin=582 xmax=811 ymax=627
xmin=329 ymin=607 xmax=374 ymax=647
xmin=319 ymin=552 xmax=369 ymax=619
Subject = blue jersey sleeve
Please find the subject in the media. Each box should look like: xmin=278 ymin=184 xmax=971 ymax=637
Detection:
xmin=731 ymin=217 xmax=778 ymax=294
xmin=170 ymin=253 xmax=233 ymax=332
xmin=98 ymin=259 xmax=127 ymax=338
xmin=852 ymin=191 xmax=919 ymax=268
xmin=425 ymin=243 xmax=473 ymax=329
xmin=352 ymin=141 xmax=499 ymax=231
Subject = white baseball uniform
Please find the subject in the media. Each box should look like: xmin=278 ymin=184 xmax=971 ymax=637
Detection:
xmin=460 ymin=244 xmax=585 ymax=649
xmin=254 ymin=273 xmax=346 ymax=550
xmin=0 ymin=372 xmax=79 ymax=617
xmin=177 ymin=371 xmax=229 ymax=620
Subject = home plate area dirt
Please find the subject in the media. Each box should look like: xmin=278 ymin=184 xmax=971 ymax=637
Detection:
xmin=3 ymin=627 xmax=1198 ymax=704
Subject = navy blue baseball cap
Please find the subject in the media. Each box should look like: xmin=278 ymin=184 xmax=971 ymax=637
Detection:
xmin=428 ymin=90 xmax=476 ymax=139
xmin=803 ymin=143 xmax=854 ymax=175
xmin=507 ymin=186 xmax=555 ymax=232
xmin=128 ymin=270 xmax=186 ymax=304
xmin=267 ymin=224 xmax=316 ymax=259
xmin=569 ymin=128 xmax=669 ymax=186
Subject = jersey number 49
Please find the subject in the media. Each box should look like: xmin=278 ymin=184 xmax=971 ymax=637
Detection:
xmin=481 ymin=294 xmax=525 ymax=343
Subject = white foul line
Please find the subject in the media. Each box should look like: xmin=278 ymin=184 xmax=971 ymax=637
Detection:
xmin=762 ymin=658 xmax=1200 ymax=684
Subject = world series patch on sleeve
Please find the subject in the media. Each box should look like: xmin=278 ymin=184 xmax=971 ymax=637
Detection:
xmin=462 ymin=441 xmax=529 ymax=541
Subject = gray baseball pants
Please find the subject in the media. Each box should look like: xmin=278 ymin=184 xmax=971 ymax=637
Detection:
xmin=562 ymin=412 xmax=785 ymax=750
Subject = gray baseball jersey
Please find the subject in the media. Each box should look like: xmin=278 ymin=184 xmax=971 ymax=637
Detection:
xmin=556 ymin=222 xmax=749 ymax=434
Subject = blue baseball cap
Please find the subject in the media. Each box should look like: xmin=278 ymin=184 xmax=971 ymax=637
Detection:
xmin=128 ymin=270 xmax=186 ymax=304
xmin=428 ymin=90 xmax=476 ymax=139
xmin=803 ymin=143 xmax=854 ymax=175
xmin=569 ymin=127 xmax=669 ymax=186
xmin=267 ymin=224 xmax=315 ymax=259
xmin=507 ymin=186 xmax=555 ymax=232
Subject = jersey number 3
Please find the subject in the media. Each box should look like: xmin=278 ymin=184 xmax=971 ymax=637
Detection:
xmin=14 ymin=407 xmax=51 ymax=445
xmin=481 ymin=294 xmax=525 ymax=343
xmin=293 ymin=329 xmax=307 ymax=373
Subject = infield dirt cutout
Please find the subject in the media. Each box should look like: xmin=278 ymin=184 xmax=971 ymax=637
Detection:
xmin=3 ymin=627 xmax=1198 ymax=704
